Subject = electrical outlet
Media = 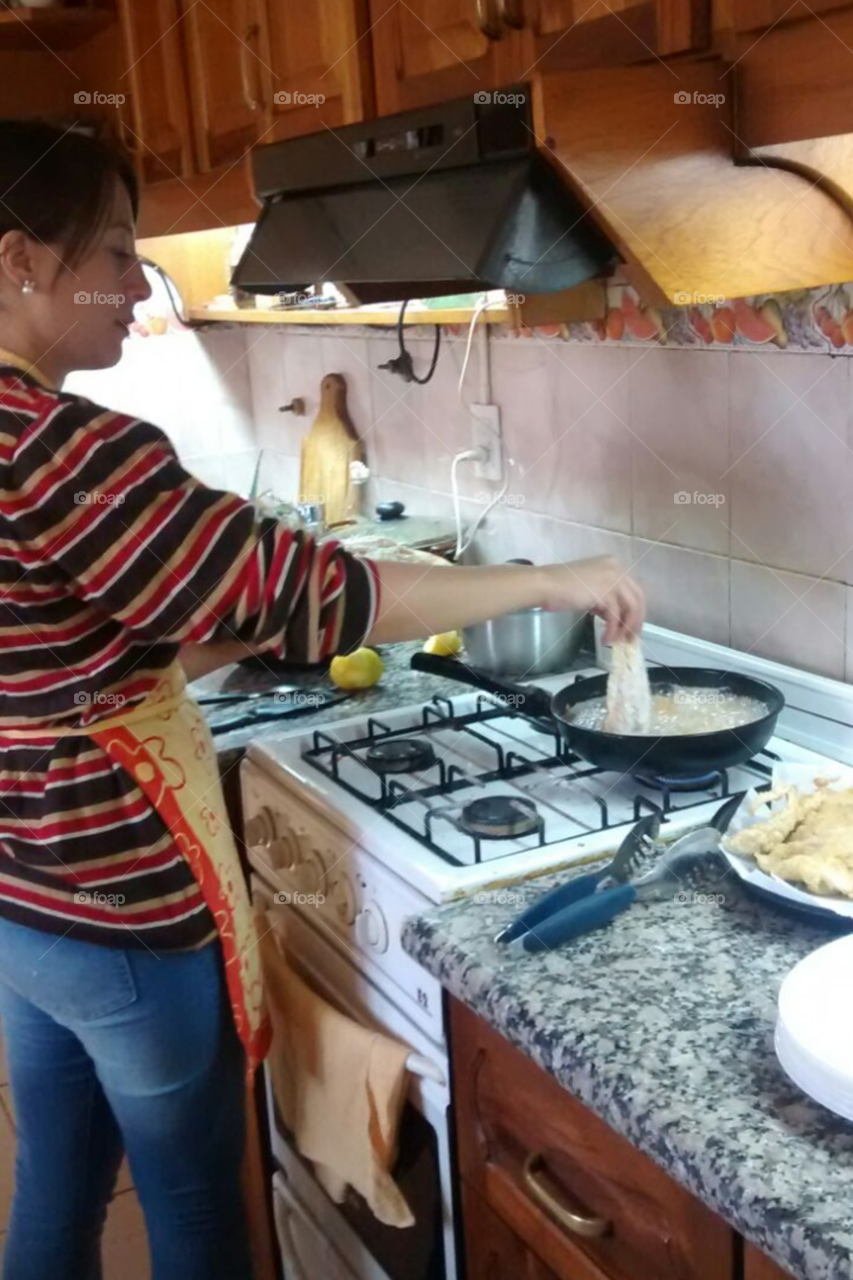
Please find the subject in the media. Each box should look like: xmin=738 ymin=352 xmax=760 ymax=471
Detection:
xmin=470 ymin=403 xmax=502 ymax=481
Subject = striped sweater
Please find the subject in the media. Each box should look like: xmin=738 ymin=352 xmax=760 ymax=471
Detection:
xmin=0 ymin=362 xmax=379 ymax=951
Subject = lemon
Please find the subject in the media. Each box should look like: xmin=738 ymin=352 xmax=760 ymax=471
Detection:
xmin=422 ymin=631 xmax=462 ymax=657
xmin=329 ymin=647 xmax=384 ymax=690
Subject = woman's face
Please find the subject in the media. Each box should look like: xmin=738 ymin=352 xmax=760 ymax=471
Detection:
xmin=0 ymin=179 xmax=151 ymax=381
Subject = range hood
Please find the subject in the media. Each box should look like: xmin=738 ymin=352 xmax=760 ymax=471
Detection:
xmin=232 ymin=88 xmax=618 ymax=305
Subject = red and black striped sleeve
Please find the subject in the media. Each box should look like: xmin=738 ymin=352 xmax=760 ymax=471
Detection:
xmin=3 ymin=394 xmax=380 ymax=662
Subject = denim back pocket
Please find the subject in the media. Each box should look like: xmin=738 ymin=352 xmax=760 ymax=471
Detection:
xmin=0 ymin=917 xmax=137 ymax=1023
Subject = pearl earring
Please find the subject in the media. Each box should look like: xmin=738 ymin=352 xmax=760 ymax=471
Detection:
xmin=21 ymin=280 xmax=34 ymax=295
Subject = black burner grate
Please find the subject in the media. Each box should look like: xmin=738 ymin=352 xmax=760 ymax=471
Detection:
xmin=302 ymin=694 xmax=776 ymax=867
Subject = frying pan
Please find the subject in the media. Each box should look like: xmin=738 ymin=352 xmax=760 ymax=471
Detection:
xmin=410 ymin=654 xmax=785 ymax=777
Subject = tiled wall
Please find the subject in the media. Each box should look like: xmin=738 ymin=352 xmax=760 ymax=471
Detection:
xmin=72 ymin=323 xmax=853 ymax=684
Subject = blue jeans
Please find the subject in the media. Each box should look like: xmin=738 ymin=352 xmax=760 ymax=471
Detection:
xmin=0 ymin=917 xmax=255 ymax=1280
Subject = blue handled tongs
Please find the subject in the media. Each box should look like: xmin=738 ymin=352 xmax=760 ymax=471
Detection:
xmin=496 ymin=793 xmax=743 ymax=956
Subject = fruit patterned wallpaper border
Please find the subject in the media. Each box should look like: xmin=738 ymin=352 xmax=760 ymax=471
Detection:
xmin=486 ymin=283 xmax=853 ymax=352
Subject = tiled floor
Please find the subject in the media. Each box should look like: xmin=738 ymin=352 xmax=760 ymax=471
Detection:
xmin=0 ymin=1023 xmax=151 ymax=1279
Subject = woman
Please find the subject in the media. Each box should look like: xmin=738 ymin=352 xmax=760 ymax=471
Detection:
xmin=0 ymin=120 xmax=644 ymax=1280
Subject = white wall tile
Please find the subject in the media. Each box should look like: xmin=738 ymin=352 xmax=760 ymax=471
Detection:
xmin=729 ymin=352 xmax=852 ymax=581
xmin=846 ymin=588 xmax=853 ymax=684
xmin=731 ymin=561 xmax=846 ymax=681
xmin=494 ymin=341 xmax=633 ymax=532
xmin=630 ymin=348 xmax=729 ymax=554
xmin=632 ymin=541 xmax=730 ymax=647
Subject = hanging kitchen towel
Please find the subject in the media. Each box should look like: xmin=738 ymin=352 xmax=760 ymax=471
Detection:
xmin=258 ymin=917 xmax=415 ymax=1228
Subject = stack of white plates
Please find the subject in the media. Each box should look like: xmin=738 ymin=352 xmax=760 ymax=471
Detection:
xmin=775 ymin=933 xmax=853 ymax=1122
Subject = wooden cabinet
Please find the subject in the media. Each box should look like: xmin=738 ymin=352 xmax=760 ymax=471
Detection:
xmin=744 ymin=1244 xmax=798 ymax=1280
xmin=260 ymin=0 xmax=374 ymax=141
xmin=462 ymin=1180 xmax=563 ymax=1280
xmin=520 ymin=1 xmax=710 ymax=71
xmin=368 ymin=0 xmax=527 ymax=115
xmin=451 ymin=998 xmax=734 ymax=1280
xmin=115 ymin=0 xmax=195 ymax=184
xmin=181 ymin=0 xmax=267 ymax=172
xmin=723 ymin=0 xmax=853 ymax=32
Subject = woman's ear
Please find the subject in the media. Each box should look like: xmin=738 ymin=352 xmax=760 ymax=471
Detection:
xmin=0 ymin=230 xmax=37 ymax=292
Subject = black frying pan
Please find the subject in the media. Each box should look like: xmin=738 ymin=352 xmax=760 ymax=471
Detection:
xmin=411 ymin=654 xmax=785 ymax=777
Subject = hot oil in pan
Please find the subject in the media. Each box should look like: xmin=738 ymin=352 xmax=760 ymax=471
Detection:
xmin=568 ymin=688 xmax=769 ymax=736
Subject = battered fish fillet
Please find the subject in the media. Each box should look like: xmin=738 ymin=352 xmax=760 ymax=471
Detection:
xmin=728 ymin=784 xmax=853 ymax=899
xmin=604 ymin=638 xmax=651 ymax=734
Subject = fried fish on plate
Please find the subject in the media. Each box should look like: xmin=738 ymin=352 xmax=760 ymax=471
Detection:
xmin=727 ymin=781 xmax=853 ymax=898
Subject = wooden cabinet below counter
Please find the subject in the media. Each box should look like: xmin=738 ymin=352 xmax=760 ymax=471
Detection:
xmin=745 ymin=1244 xmax=799 ymax=1280
xmin=451 ymin=997 xmax=734 ymax=1280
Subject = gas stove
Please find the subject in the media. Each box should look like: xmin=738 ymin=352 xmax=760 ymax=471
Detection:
xmin=244 ymin=660 xmax=841 ymax=904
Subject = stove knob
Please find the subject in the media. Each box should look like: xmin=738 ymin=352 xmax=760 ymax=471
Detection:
xmin=244 ymin=807 xmax=276 ymax=849
xmin=299 ymin=846 xmax=327 ymax=898
xmin=329 ymin=872 xmax=357 ymax=926
xmin=267 ymin=832 xmax=300 ymax=872
xmin=354 ymin=904 xmax=389 ymax=954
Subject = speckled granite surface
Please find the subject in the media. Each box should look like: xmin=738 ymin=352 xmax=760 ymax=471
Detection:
xmin=402 ymin=861 xmax=853 ymax=1280
xmin=189 ymin=640 xmax=471 ymax=760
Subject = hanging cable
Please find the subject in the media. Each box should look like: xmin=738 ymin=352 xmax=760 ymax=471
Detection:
xmin=376 ymin=298 xmax=441 ymax=384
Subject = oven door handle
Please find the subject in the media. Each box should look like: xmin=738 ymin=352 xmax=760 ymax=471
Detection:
xmin=406 ymin=1052 xmax=447 ymax=1087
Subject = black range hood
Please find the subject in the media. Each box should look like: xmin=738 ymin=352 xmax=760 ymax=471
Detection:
xmin=232 ymin=88 xmax=618 ymax=305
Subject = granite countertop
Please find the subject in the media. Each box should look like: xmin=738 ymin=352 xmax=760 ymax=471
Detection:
xmin=188 ymin=640 xmax=469 ymax=759
xmin=402 ymin=860 xmax=853 ymax=1280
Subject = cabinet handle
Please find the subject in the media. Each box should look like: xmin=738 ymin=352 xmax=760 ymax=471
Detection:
xmin=497 ymin=0 xmax=526 ymax=28
xmin=240 ymin=20 xmax=263 ymax=112
xmin=476 ymin=0 xmax=504 ymax=39
xmin=522 ymin=1154 xmax=612 ymax=1239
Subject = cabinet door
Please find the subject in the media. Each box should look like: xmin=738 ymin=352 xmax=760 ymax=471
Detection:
xmin=522 ymin=0 xmax=709 ymax=69
xmin=116 ymin=0 xmax=195 ymax=184
xmin=462 ymin=1181 xmax=563 ymax=1280
xmin=181 ymin=0 xmax=267 ymax=172
xmin=727 ymin=0 xmax=853 ymax=31
xmin=744 ymin=1244 xmax=797 ymax=1280
xmin=369 ymin=0 xmax=526 ymax=115
xmin=259 ymin=0 xmax=374 ymax=142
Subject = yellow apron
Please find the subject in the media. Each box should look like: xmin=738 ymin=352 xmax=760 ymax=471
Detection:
xmin=0 ymin=663 xmax=271 ymax=1080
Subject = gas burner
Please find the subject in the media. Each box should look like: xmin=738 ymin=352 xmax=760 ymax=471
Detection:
xmin=365 ymin=738 xmax=437 ymax=775
xmin=635 ymin=770 xmax=722 ymax=793
xmin=459 ymin=795 xmax=541 ymax=840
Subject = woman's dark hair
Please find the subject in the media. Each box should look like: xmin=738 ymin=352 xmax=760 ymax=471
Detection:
xmin=0 ymin=120 xmax=138 ymax=269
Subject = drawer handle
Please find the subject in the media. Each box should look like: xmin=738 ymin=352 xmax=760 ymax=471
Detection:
xmin=522 ymin=1154 xmax=612 ymax=1239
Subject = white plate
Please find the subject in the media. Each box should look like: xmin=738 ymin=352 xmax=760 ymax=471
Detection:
xmin=775 ymin=933 xmax=853 ymax=1119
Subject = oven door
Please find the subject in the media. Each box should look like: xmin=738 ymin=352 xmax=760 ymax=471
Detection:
xmin=254 ymin=876 xmax=456 ymax=1280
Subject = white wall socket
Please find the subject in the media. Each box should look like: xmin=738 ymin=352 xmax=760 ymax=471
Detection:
xmin=469 ymin=403 xmax=503 ymax=481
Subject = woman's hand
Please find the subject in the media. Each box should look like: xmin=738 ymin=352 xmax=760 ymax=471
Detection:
xmin=539 ymin=557 xmax=645 ymax=645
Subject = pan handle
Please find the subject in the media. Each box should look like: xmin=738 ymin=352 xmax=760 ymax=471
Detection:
xmin=409 ymin=653 xmax=554 ymax=721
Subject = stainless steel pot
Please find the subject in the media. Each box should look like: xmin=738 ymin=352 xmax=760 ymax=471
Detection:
xmin=463 ymin=607 xmax=589 ymax=677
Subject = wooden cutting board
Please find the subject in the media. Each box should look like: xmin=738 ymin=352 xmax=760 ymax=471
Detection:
xmin=298 ymin=373 xmax=364 ymax=525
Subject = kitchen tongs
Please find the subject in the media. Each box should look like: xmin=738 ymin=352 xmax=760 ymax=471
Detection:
xmin=500 ymin=793 xmax=743 ymax=956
